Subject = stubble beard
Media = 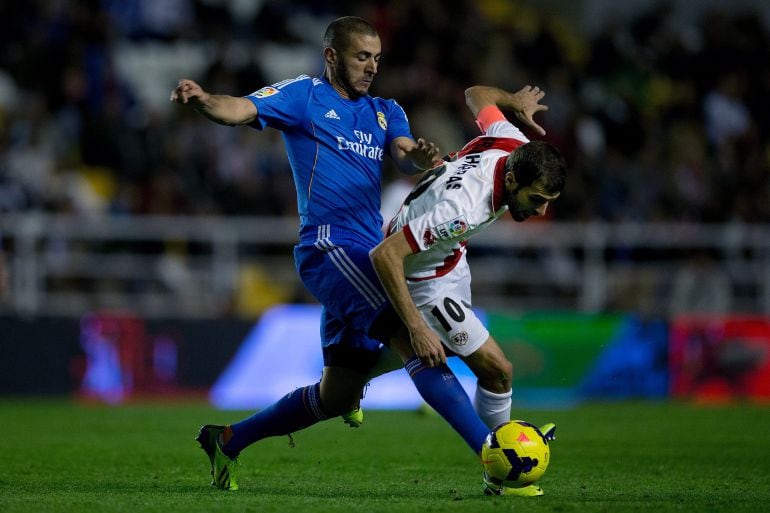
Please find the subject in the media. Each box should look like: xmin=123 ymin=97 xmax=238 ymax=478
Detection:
xmin=334 ymin=60 xmax=366 ymax=99
xmin=507 ymin=186 xmax=528 ymax=222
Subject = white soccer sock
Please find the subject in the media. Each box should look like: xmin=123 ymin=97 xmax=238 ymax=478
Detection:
xmin=474 ymin=385 xmax=512 ymax=429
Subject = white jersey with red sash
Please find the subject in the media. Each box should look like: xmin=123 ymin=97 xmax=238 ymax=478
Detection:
xmin=384 ymin=120 xmax=528 ymax=355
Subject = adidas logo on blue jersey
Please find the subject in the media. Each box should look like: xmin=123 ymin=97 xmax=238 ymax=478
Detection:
xmin=324 ymin=109 xmax=340 ymax=120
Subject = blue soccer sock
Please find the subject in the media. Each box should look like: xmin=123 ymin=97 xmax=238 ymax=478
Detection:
xmin=405 ymin=357 xmax=489 ymax=453
xmin=222 ymin=382 xmax=328 ymax=458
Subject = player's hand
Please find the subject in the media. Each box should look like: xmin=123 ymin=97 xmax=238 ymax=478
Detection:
xmin=409 ymin=326 xmax=447 ymax=368
xmin=510 ymin=85 xmax=548 ymax=136
xmin=170 ymin=79 xmax=208 ymax=106
xmin=398 ymin=138 xmax=441 ymax=171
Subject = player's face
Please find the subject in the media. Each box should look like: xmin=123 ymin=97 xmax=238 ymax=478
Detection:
xmin=504 ymin=174 xmax=560 ymax=222
xmin=331 ymin=33 xmax=381 ymax=99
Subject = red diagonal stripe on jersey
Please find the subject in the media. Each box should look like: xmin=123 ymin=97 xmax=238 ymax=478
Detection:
xmin=455 ymin=136 xmax=524 ymax=159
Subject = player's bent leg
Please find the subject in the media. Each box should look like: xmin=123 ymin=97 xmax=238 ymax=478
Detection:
xmin=462 ymin=337 xmax=513 ymax=428
xmin=210 ymin=379 xmax=336 ymax=487
xmin=341 ymin=346 xmax=403 ymax=427
xmin=385 ymin=325 xmax=490 ymax=453
xmin=319 ymin=366 xmax=370 ymax=417
xmin=366 ymin=345 xmax=405 ymax=380
xmin=462 ymin=336 xmax=513 ymax=393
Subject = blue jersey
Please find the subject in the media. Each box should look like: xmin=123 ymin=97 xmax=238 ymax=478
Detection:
xmin=245 ymin=75 xmax=413 ymax=247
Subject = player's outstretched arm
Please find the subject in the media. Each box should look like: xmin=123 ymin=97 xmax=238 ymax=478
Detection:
xmin=370 ymin=231 xmax=447 ymax=367
xmin=391 ymin=137 xmax=441 ymax=175
xmin=170 ymin=79 xmax=257 ymax=126
xmin=464 ymin=85 xmax=548 ymax=136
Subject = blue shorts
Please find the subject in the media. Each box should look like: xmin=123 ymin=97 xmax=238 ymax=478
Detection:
xmin=294 ymin=225 xmax=391 ymax=372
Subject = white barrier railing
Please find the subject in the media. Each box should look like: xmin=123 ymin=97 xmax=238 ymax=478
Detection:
xmin=1 ymin=214 xmax=768 ymax=317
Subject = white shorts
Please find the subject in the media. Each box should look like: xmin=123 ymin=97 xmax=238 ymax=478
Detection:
xmin=407 ymin=260 xmax=489 ymax=357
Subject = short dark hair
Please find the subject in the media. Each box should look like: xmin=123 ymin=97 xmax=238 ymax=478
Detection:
xmin=506 ymin=141 xmax=567 ymax=194
xmin=323 ymin=16 xmax=378 ymax=53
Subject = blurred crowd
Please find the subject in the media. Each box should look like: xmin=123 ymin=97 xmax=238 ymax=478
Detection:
xmin=1 ymin=0 xmax=769 ymax=223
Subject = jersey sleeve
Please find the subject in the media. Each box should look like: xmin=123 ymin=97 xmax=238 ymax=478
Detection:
xmin=401 ymin=200 xmax=473 ymax=253
xmin=485 ymin=120 xmax=529 ymax=142
xmin=243 ymin=75 xmax=312 ymax=131
xmin=475 ymin=105 xmax=529 ymax=143
xmin=384 ymin=99 xmax=414 ymax=147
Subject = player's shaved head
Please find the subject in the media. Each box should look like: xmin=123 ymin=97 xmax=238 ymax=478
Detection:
xmin=324 ymin=16 xmax=378 ymax=53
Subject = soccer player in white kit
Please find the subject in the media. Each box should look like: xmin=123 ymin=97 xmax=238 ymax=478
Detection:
xmin=370 ymin=84 xmax=567 ymax=433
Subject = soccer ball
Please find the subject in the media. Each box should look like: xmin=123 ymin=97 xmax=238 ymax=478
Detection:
xmin=481 ymin=420 xmax=550 ymax=488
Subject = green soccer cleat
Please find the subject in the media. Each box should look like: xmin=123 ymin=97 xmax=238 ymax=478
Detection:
xmin=196 ymin=424 xmax=239 ymax=491
xmin=195 ymin=424 xmax=221 ymax=480
xmin=539 ymin=422 xmax=556 ymax=442
xmin=483 ymin=472 xmax=544 ymax=497
xmin=341 ymin=407 xmax=364 ymax=428
xmin=484 ymin=483 xmax=544 ymax=496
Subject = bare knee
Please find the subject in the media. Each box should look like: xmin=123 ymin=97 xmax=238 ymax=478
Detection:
xmin=478 ymin=357 xmax=512 ymax=393
xmin=464 ymin=337 xmax=513 ymax=393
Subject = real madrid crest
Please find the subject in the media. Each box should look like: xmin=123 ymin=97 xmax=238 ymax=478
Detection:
xmin=377 ymin=111 xmax=387 ymax=130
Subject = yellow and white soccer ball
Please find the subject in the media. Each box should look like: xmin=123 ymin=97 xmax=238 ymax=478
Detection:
xmin=481 ymin=420 xmax=550 ymax=488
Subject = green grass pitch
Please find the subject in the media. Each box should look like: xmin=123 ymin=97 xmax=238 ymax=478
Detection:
xmin=1 ymin=399 xmax=769 ymax=513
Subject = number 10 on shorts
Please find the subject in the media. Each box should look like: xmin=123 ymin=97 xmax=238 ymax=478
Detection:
xmin=424 ymin=296 xmax=487 ymax=355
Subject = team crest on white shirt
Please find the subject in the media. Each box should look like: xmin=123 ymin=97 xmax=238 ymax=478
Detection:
xmin=252 ymin=86 xmax=279 ymax=98
xmin=422 ymin=229 xmax=436 ymax=247
xmin=436 ymin=215 xmax=469 ymax=239
xmin=452 ymin=331 xmax=469 ymax=346
xmin=377 ymin=111 xmax=387 ymax=130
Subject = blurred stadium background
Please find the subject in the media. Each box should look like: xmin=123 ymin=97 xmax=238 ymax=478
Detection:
xmin=1 ymin=0 xmax=769 ymax=407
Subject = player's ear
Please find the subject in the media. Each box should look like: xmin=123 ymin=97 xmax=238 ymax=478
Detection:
xmin=504 ymin=171 xmax=517 ymax=189
xmin=323 ymin=47 xmax=337 ymax=65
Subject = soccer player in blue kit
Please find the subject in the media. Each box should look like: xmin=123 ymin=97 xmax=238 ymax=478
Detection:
xmin=171 ymin=16 xmax=496 ymax=492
